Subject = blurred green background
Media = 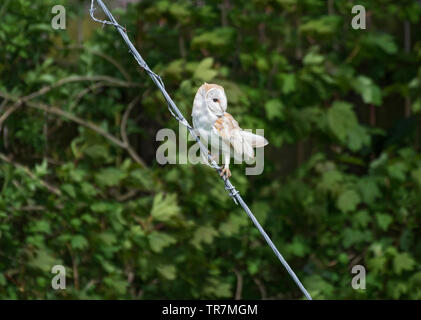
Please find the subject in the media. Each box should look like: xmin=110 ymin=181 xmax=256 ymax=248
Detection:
xmin=0 ymin=0 xmax=421 ymax=299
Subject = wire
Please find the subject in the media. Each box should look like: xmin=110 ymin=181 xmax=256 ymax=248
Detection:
xmin=90 ymin=0 xmax=313 ymax=300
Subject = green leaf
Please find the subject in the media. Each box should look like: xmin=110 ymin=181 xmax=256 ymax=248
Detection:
xmin=368 ymin=256 xmax=388 ymax=274
xmin=281 ymin=73 xmax=296 ymax=94
xmin=95 ymin=168 xmax=126 ymax=187
xmin=388 ymin=281 xmax=408 ymax=299
xmin=347 ymin=125 xmax=370 ymax=151
xmin=411 ymin=168 xmax=421 ymax=187
xmin=327 ymin=101 xmax=357 ymax=142
xmin=34 ymin=160 xmax=48 ymax=176
xmin=411 ymin=99 xmax=421 ymax=114
xmin=303 ymin=51 xmax=325 ymax=65
xmin=342 ymin=228 xmax=372 ymax=248
xmin=29 ymin=250 xmax=60 ymax=272
xmin=84 ymin=144 xmax=110 ymax=161
xmin=304 ymin=275 xmax=335 ymax=299
xmin=71 ymin=235 xmax=89 ymax=250
xmin=219 ymin=213 xmax=248 ymax=236
xmin=130 ymin=169 xmax=155 ymax=191
xmin=318 ymin=170 xmax=343 ymax=192
xmin=30 ymin=220 xmax=51 ymax=234
xmin=91 ymin=202 xmax=113 ymax=213
xmin=393 ymin=252 xmax=415 ymax=275
xmin=251 ymin=201 xmax=270 ymax=226
xmin=39 ymin=74 xmax=55 ymax=84
xmin=362 ymin=33 xmax=398 ymax=54
xmin=247 ymin=260 xmax=260 ymax=275
xmin=352 ymin=76 xmax=382 ymax=106
xmin=264 ymin=99 xmax=285 ymax=121
xmin=148 ymin=232 xmax=176 ymax=253
xmin=286 ymin=236 xmax=309 ymax=257
xmin=337 ymin=190 xmax=361 ymax=213
xmin=375 ymin=213 xmax=393 ymax=231
xmin=204 ymin=278 xmax=232 ymax=298
xmin=151 ymin=193 xmax=180 ymax=222
xmin=300 ymin=16 xmax=342 ymax=36
xmin=193 ymin=57 xmax=217 ymax=82
xmin=104 ymin=276 xmax=127 ymax=295
xmin=0 ymin=274 xmax=6 ymax=286
xmin=387 ymin=162 xmax=407 ymax=181
xmin=157 ymin=265 xmax=177 ymax=280
xmin=256 ymin=56 xmax=269 ymax=72
xmin=81 ymin=182 xmax=97 ymax=197
xmin=97 ymin=232 xmax=117 ymax=246
xmin=353 ymin=210 xmax=371 ymax=228
xmin=191 ymin=226 xmax=218 ymax=249
xmin=191 ymin=27 xmax=235 ymax=50
xmin=357 ymin=178 xmax=380 ymax=204
xmin=61 ymin=184 xmax=76 ymax=198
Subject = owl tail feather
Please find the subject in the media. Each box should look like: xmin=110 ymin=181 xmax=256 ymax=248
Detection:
xmin=241 ymin=131 xmax=269 ymax=148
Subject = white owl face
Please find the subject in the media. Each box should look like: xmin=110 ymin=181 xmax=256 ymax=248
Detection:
xmin=205 ymin=87 xmax=227 ymax=117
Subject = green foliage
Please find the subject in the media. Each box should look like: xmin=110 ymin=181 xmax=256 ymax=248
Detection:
xmin=0 ymin=0 xmax=420 ymax=300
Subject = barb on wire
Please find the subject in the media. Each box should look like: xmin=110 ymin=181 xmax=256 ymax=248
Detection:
xmin=89 ymin=0 xmax=313 ymax=300
xmin=89 ymin=1 xmax=125 ymax=32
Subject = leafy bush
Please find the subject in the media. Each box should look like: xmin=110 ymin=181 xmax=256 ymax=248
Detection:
xmin=0 ymin=0 xmax=420 ymax=299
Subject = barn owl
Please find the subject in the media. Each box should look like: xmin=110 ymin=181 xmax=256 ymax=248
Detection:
xmin=192 ymin=83 xmax=268 ymax=178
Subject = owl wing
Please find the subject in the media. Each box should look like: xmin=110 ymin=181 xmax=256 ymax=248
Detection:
xmin=213 ymin=113 xmax=255 ymax=160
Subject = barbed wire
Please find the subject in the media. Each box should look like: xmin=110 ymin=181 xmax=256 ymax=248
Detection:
xmin=90 ymin=0 xmax=312 ymax=300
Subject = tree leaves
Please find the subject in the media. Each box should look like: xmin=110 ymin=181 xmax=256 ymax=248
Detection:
xmin=71 ymin=235 xmax=89 ymax=250
xmin=203 ymin=278 xmax=232 ymax=298
xmin=151 ymin=193 xmax=180 ymax=222
xmin=362 ymin=33 xmax=398 ymax=55
xmin=219 ymin=213 xmax=248 ymax=237
xmin=337 ymin=190 xmax=360 ymax=213
xmin=328 ymin=102 xmax=357 ymax=141
xmin=393 ymin=252 xmax=415 ymax=275
xmin=148 ymin=232 xmax=177 ymax=253
xmin=193 ymin=58 xmax=217 ymax=82
xmin=342 ymin=228 xmax=372 ymax=248
xmin=286 ymin=236 xmax=309 ymax=257
xmin=157 ymin=265 xmax=177 ymax=280
xmin=264 ymin=99 xmax=285 ymax=121
xmin=375 ymin=213 xmax=393 ymax=231
xmin=29 ymin=250 xmax=61 ymax=272
xmin=300 ymin=16 xmax=342 ymax=37
xmin=2 ymin=0 xmax=421 ymax=301
xmin=191 ymin=226 xmax=218 ymax=249
xmin=352 ymin=76 xmax=382 ymax=106
xmin=191 ymin=27 xmax=235 ymax=51
xmin=357 ymin=178 xmax=381 ymax=205
xmin=95 ymin=168 xmax=127 ymax=187
xmin=327 ymin=101 xmax=370 ymax=151
xmin=412 ymin=168 xmax=421 ymax=187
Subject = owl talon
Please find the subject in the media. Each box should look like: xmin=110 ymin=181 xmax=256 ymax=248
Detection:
xmin=220 ymin=167 xmax=232 ymax=178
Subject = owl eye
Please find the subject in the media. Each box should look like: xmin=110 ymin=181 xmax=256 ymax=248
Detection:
xmin=213 ymin=98 xmax=218 ymax=102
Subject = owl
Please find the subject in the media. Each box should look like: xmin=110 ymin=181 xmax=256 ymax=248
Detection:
xmin=192 ymin=83 xmax=268 ymax=178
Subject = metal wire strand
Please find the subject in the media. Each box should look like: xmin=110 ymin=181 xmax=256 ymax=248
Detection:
xmin=90 ymin=0 xmax=312 ymax=300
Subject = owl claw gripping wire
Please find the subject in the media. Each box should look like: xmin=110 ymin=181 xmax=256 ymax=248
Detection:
xmin=220 ymin=167 xmax=232 ymax=178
